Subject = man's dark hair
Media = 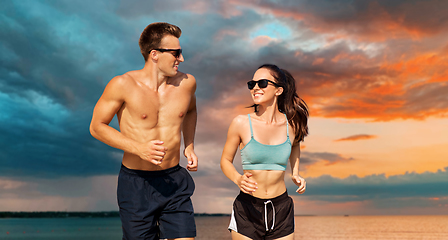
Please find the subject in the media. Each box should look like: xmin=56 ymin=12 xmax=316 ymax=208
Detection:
xmin=139 ymin=22 xmax=182 ymax=61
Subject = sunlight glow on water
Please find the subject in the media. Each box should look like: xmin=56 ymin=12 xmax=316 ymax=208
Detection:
xmin=294 ymin=215 xmax=448 ymax=240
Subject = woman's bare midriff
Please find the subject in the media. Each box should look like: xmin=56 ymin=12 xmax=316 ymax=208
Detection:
xmin=244 ymin=170 xmax=287 ymax=199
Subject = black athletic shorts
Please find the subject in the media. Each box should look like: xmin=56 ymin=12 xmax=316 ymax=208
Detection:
xmin=228 ymin=191 xmax=294 ymax=239
xmin=117 ymin=164 xmax=196 ymax=240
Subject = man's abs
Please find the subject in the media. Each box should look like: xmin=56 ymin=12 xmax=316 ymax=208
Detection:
xmin=121 ymin=124 xmax=184 ymax=171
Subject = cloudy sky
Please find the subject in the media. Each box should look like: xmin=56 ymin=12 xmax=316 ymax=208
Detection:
xmin=1 ymin=0 xmax=447 ymax=215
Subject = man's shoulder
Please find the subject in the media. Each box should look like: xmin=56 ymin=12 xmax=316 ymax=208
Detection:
xmin=171 ymin=71 xmax=196 ymax=89
xmin=174 ymin=71 xmax=196 ymax=82
xmin=100 ymin=73 xmax=139 ymax=100
xmin=108 ymin=72 xmax=137 ymax=88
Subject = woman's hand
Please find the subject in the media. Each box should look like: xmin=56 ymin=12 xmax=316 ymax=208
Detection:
xmin=292 ymin=175 xmax=306 ymax=194
xmin=237 ymin=172 xmax=258 ymax=194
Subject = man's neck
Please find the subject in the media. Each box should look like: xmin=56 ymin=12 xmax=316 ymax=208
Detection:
xmin=141 ymin=62 xmax=170 ymax=90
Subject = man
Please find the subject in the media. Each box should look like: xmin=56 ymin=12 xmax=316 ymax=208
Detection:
xmin=90 ymin=22 xmax=198 ymax=240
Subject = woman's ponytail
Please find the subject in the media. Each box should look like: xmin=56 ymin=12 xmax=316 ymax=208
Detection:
xmin=280 ymin=69 xmax=309 ymax=143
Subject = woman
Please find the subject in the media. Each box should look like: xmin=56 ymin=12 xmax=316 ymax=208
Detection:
xmin=220 ymin=64 xmax=309 ymax=240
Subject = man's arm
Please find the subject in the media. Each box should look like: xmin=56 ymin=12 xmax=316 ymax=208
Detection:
xmin=90 ymin=76 xmax=166 ymax=165
xmin=182 ymin=75 xmax=198 ymax=171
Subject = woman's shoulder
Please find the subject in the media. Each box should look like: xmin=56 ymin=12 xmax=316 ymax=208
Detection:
xmin=229 ymin=114 xmax=251 ymax=128
xmin=233 ymin=114 xmax=250 ymax=123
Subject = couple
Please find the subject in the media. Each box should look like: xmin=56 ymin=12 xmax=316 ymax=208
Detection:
xmin=90 ymin=22 xmax=309 ymax=240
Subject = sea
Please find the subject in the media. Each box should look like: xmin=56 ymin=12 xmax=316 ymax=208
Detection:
xmin=1 ymin=215 xmax=447 ymax=239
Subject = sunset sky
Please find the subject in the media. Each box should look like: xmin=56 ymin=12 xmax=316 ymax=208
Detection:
xmin=1 ymin=0 xmax=447 ymax=215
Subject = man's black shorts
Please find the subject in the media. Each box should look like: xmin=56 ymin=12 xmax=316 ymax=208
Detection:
xmin=228 ymin=191 xmax=294 ymax=239
xmin=118 ymin=164 xmax=196 ymax=240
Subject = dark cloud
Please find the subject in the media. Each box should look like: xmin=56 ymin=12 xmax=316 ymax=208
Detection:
xmin=0 ymin=1 xmax=149 ymax=178
xmin=288 ymin=167 xmax=448 ymax=202
xmin=0 ymin=102 xmax=122 ymax=178
xmin=254 ymin=0 xmax=448 ymax=39
xmin=301 ymin=151 xmax=354 ymax=166
xmin=401 ymin=81 xmax=448 ymax=119
xmin=0 ymin=1 xmax=135 ymax=109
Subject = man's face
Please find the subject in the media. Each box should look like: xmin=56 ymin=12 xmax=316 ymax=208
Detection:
xmin=156 ymin=35 xmax=184 ymax=77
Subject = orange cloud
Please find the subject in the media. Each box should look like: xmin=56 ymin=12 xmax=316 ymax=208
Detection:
xmin=312 ymin=58 xmax=325 ymax=66
xmin=296 ymin=48 xmax=448 ymax=121
xmin=335 ymin=134 xmax=377 ymax=142
xmin=381 ymin=53 xmax=448 ymax=85
xmin=251 ymin=35 xmax=274 ymax=47
xmin=181 ymin=0 xmax=210 ymax=14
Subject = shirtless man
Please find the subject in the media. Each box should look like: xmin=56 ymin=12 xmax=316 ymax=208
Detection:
xmin=90 ymin=22 xmax=198 ymax=240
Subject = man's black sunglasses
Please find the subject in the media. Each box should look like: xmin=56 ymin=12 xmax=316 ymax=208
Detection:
xmin=152 ymin=48 xmax=183 ymax=58
xmin=247 ymin=79 xmax=280 ymax=90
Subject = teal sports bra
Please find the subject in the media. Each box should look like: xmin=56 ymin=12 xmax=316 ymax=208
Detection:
xmin=241 ymin=114 xmax=292 ymax=171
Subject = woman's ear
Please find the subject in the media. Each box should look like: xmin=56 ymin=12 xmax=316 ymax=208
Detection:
xmin=276 ymin=87 xmax=284 ymax=96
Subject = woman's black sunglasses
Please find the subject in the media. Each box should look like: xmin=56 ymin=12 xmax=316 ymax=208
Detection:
xmin=152 ymin=48 xmax=183 ymax=58
xmin=247 ymin=79 xmax=280 ymax=90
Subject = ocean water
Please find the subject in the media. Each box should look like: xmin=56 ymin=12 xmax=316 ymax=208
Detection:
xmin=1 ymin=215 xmax=447 ymax=239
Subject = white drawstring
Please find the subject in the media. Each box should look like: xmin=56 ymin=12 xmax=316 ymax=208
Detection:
xmin=264 ymin=200 xmax=275 ymax=231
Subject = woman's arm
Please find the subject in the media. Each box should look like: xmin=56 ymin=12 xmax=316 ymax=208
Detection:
xmin=220 ymin=116 xmax=258 ymax=193
xmin=290 ymin=143 xmax=306 ymax=194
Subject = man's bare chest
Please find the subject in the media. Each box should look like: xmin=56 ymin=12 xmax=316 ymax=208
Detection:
xmin=122 ymin=88 xmax=191 ymax=124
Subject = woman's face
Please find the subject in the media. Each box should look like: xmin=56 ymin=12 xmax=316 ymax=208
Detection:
xmin=250 ymin=68 xmax=282 ymax=105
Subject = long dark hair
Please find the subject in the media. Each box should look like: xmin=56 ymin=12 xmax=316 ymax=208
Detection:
xmin=252 ymin=64 xmax=309 ymax=143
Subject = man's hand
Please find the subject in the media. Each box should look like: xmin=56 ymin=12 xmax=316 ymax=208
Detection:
xmin=137 ymin=140 xmax=167 ymax=165
xmin=184 ymin=146 xmax=198 ymax=171
xmin=292 ymin=175 xmax=306 ymax=194
xmin=237 ymin=172 xmax=258 ymax=194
